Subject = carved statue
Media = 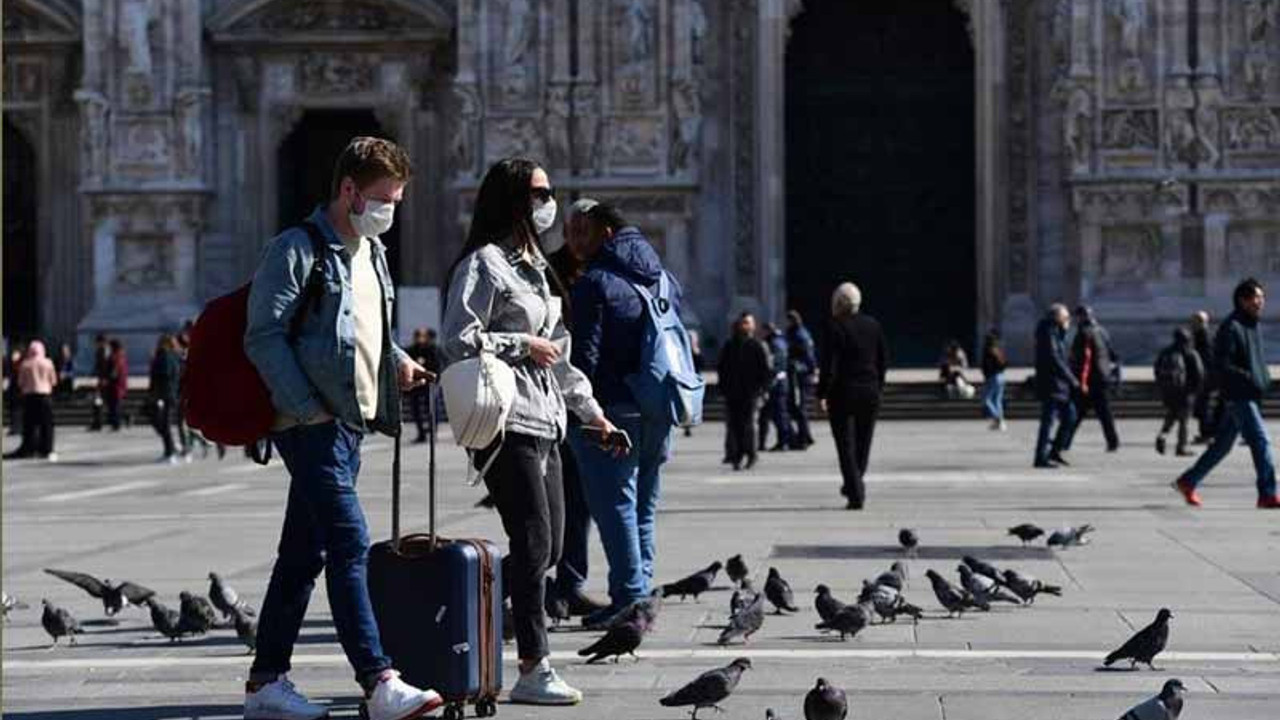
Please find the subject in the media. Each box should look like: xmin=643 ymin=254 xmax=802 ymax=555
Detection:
xmin=121 ymin=0 xmax=155 ymax=75
xmin=1195 ymin=95 xmax=1222 ymax=167
xmin=543 ymin=85 xmax=571 ymax=168
xmin=1245 ymin=0 xmax=1276 ymax=45
xmin=670 ymin=80 xmax=703 ymax=173
xmin=690 ymin=0 xmax=709 ymax=66
xmin=1166 ymin=111 xmax=1201 ymax=166
xmin=1109 ymin=0 xmax=1146 ymax=57
xmin=572 ymin=85 xmax=602 ymax=175
xmin=504 ymin=0 xmax=535 ymax=67
xmin=1225 ymin=107 xmax=1280 ymax=149
xmin=1064 ymin=88 xmax=1093 ymax=174
xmin=622 ymin=0 xmax=655 ymax=66
xmin=175 ymin=90 xmax=205 ymax=177
xmin=1102 ymin=110 xmax=1158 ymax=149
xmin=449 ymin=86 xmax=479 ymax=176
xmin=76 ymin=91 xmax=110 ymax=183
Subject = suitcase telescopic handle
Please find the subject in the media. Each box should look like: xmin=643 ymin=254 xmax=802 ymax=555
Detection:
xmin=392 ymin=378 xmax=438 ymax=554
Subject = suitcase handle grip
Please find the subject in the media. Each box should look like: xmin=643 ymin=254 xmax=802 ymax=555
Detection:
xmin=392 ymin=379 xmax=438 ymax=554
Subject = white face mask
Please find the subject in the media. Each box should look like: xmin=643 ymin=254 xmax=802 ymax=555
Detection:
xmin=531 ymin=198 xmax=557 ymax=235
xmin=349 ymin=194 xmax=396 ymax=237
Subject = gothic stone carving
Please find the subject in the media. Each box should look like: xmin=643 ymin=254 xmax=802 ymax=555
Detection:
xmin=1222 ymin=107 xmax=1280 ymax=150
xmin=115 ymin=234 xmax=176 ymax=291
xmin=449 ymin=84 xmax=480 ymax=178
xmin=1202 ymin=181 xmax=1280 ymax=219
xmin=670 ymin=78 xmax=702 ymax=174
xmin=1107 ymin=0 xmax=1150 ymax=96
xmin=1063 ymin=87 xmax=1094 ymax=174
xmin=543 ymin=84 xmax=572 ymax=169
xmin=242 ymin=0 xmax=423 ymax=32
xmin=299 ymin=53 xmax=378 ymax=95
xmin=75 ymin=90 xmax=111 ymax=185
xmin=1101 ymin=109 xmax=1159 ymax=149
xmin=3 ymin=58 xmax=44 ymax=103
xmin=607 ymin=117 xmax=663 ymax=172
xmin=1073 ymin=183 xmax=1190 ymax=223
xmin=613 ymin=0 xmax=659 ymax=110
xmin=1242 ymin=0 xmax=1277 ymax=99
xmin=731 ymin=0 xmax=757 ymax=293
xmin=114 ymin=118 xmax=172 ymax=175
xmin=1166 ymin=109 xmax=1219 ymax=167
xmin=495 ymin=0 xmax=538 ymax=108
xmin=572 ymin=84 xmax=602 ymax=176
xmin=90 ymin=195 xmax=206 ymax=232
xmin=120 ymin=0 xmax=158 ymax=107
xmin=1227 ymin=222 xmax=1280 ymax=275
xmin=485 ymin=117 xmax=545 ymax=167
xmin=175 ymin=87 xmax=211 ymax=179
xmin=1007 ymin=0 xmax=1033 ymax=290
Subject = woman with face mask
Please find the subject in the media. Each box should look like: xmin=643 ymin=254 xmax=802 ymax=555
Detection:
xmin=442 ymin=158 xmax=618 ymax=706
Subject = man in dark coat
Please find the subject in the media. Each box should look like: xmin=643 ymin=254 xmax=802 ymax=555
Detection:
xmin=1154 ymin=327 xmax=1203 ymax=457
xmin=718 ymin=313 xmax=771 ymax=471
xmin=757 ymin=323 xmax=793 ymax=452
xmin=1033 ymin=304 xmax=1079 ymax=468
xmin=1174 ymin=278 xmax=1280 ymax=508
xmin=1190 ymin=310 xmax=1218 ymax=442
xmin=1063 ymin=305 xmax=1121 ymax=452
xmin=785 ymin=310 xmax=817 ymax=448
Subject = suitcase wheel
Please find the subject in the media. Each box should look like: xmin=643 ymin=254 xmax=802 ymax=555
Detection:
xmin=476 ymin=698 xmax=498 ymax=718
xmin=358 ymin=702 xmax=370 ymax=720
xmin=444 ymin=703 xmax=466 ymax=720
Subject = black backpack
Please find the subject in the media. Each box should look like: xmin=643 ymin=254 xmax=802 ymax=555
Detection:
xmin=1154 ymin=347 xmax=1187 ymax=393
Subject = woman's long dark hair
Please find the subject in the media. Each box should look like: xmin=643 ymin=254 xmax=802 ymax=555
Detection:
xmin=444 ymin=157 xmax=571 ymax=312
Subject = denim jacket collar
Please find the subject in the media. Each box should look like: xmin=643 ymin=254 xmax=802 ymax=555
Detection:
xmin=306 ymin=205 xmax=388 ymax=257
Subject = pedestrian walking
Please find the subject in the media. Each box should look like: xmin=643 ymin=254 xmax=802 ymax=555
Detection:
xmin=405 ymin=328 xmax=444 ymax=444
xmin=1154 ymin=328 xmax=1202 ymax=457
xmin=816 ymin=282 xmax=888 ymax=510
xmin=55 ymin=343 xmax=75 ymax=397
xmin=243 ymin=136 xmax=442 ymax=720
xmin=87 ymin=334 xmax=109 ymax=431
xmin=174 ymin=331 xmax=211 ymax=459
xmin=443 ymin=157 xmax=619 ymax=705
xmin=546 ymin=196 xmax=608 ymax=620
xmin=1190 ymin=310 xmax=1219 ymax=443
xmin=758 ymin=322 xmax=793 ymax=452
xmin=566 ymin=201 xmax=689 ymax=627
xmin=685 ymin=328 xmax=706 ymax=439
xmin=785 ymin=310 xmax=817 ymax=448
xmin=980 ymin=329 xmax=1008 ymax=430
xmin=1063 ymin=305 xmax=1121 ymax=452
xmin=4 ymin=344 xmax=23 ymax=436
xmin=938 ymin=339 xmax=974 ymax=399
xmin=147 ymin=335 xmax=184 ymax=464
xmin=1033 ymin=304 xmax=1078 ymax=468
xmin=105 ymin=339 xmax=128 ymax=431
xmin=2 ymin=340 xmax=58 ymax=462
xmin=717 ymin=312 xmax=772 ymax=471
xmin=1173 ymin=278 xmax=1280 ymax=509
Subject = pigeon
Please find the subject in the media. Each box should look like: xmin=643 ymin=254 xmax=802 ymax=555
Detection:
xmin=1048 ymin=524 xmax=1095 ymax=548
xmin=961 ymin=555 xmax=1005 ymax=586
xmin=659 ymin=657 xmax=752 ymax=720
xmin=1007 ymin=523 xmax=1045 ymax=545
xmin=803 ymin=677 xmax=849 ymax=720
xmin=926 ymin=569 xmax=985 ymax=616
xmin=898 ymin=528 xmax=919 ymax=556
xmin=874 ymin=561 xmax=908 ymax=592
xmin=662 ymin=562 xmax=722 ymax=601
xmin=766 ymin=709 xmax=782 ymax=720
xmin=3 ymin=591 xmax=29 ymax=621
xmin=718 ymin=592 xmax=765 ymax=645
xmin=726 ymin=554 xmax=751 ymax=587
xmin=230 ymin=605 xmax=257 ymax=655
xmin=859 ymin=580 xmax=923 ymax=624
xmin=544 ymin=577 xmax=571 ymax=627
xmin=814 ymin=584 xmax=847 ymax=624
xmin=145 ymin=597 xmax=186 ymax=642
xmin=579 ymin=614 xmax=645 ymax=663
xmin=611 ymin=589 xmax=664 ymax=634
xmin=40 ymin=600 xmax=82 ymax=647
xmin=958 ymin=565 xmax=1021 ymax=606
xmin=43 ymin=568 xmax=154 ymax=616
xmin=178 ymin=591 xmax=218 ymax=636
xmin=207 ymin=572 xmax=255 ymax=619
xmin=814 ymin=602 xmax=872 ymax=640
xmin=730 ymin=578 xmax=758 ymax=616
xmin=1118 ymin=678 xmax=1186 ymax=720
xmin=764 ymin=567 xmax=798 ymax=614
xmin=1001 ymin=569 xmax=1063 ymax=604
xmin=1105 ymin=609 xmax=1173 ymax=670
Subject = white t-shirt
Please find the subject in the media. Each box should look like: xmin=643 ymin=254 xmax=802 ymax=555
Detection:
xmin=346 ymin=235 xmax=384 ymax=421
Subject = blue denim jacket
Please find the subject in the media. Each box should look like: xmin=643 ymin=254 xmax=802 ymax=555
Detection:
xmin=245 ymin=206 xmax=408 ymax=435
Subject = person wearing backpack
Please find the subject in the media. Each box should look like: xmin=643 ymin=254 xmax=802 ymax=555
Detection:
xmin=758 ymin=322 xmax=794 ymax=452
xmin=242 ymin=137 xmax=441 ymax=720
xmin=1154 ymin=327 xmax=1202 ymax=457
xmin=1173 ymin=278 xmax=1280 ymax=509
xmin=1063 ymin=305 xmax=1121 ymax=452
xmin=564 ymin=202 xmax=692 ymax=628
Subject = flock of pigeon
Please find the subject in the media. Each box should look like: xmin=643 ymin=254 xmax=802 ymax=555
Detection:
xmin=6 ymin=569 xmax=258 ymax=654
xmin=564 ymin=522 xmax=1185 ymax=720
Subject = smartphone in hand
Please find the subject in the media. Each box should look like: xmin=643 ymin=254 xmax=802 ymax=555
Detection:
xmin=598 ymin=429 xmax=633 ymax=455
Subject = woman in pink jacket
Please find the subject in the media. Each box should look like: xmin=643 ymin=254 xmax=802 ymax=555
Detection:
xmin=3 ymin=339 xmax=58 ymax=461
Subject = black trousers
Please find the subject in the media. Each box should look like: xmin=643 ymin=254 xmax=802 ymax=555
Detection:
xmin=829 ymin=394 xmax=880 ymax=508
xmin=1160 ymin=400 xmax=1191 ymax=453
xmin=5 ymin=388 xmax=21 ymax=435
xmin=9 ymin=393 xmax=54 ymax=457
xmin=725 ymin=400 xmax=757 ymax=467
xmin=408 ymin=387 xmax=433 ymax=441
xmin=477 ymin=433 xmax=563 ymax=661
xmin=787 ymin=374 xmax=815 ymax=445
xmin=151 ymin=401 xmax=176 ymax=457
xmin=1066 ymin=388 xmax=1120 ymax=450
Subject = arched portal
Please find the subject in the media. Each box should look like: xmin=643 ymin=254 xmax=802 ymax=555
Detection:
xmin=4 ymin=116 xmax=40 ymax=340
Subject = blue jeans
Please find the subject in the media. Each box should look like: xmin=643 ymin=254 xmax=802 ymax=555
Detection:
xmin=981 ymin=373 xmax=1006 ymax=420
xmin=1179 ymin=400 xmax=1277 ymax=498
xmin=252 ymin=421 xmax=390 ymax=687
xmin=555 ymin=439 xmax=592 ymax=592
xmin=1034 ymin=398 xmax=1076 ymax=466
xmin=569 ymin=407 xmax=672 ymax=609
xmin=758 ymin=378 xmax=793 ymax=449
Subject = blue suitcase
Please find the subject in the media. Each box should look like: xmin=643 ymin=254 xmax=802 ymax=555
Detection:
xmin=368 ymin=410 xmax=503 ymax=720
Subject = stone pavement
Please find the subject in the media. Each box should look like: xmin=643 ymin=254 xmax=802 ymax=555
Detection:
xmin=3 ymin=418 xmax=1279 ymax=719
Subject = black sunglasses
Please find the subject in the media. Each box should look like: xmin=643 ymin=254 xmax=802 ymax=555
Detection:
xmin=531 ymin=186 xmax=555 ymax=203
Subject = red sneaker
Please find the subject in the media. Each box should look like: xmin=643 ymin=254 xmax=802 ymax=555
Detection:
xmin=1172 ymin=479 xmax=1203 ymax=507
xmin=1257 ymin=495 xmax=1280 ymax=509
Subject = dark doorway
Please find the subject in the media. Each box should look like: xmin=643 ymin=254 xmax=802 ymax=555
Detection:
xmin=785 ymin=1 xmax=975 ymax=365
xmin=4 ymin=116 xmax=39 ymax=340
xmin=277 ymin=109 xmax=401 ymax=285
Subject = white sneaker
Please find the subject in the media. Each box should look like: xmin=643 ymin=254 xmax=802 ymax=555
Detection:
xmin=366 ymin=671 xmax=443 ymax=720
xmin=509 ymin=658 xmax=583 ymax=705
xmin=244 ymin=676 xmax=329 ymax=720
xmin=44 ymin=453 xmax=58 ymax=463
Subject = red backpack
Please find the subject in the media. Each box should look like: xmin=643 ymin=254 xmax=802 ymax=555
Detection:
xmin=181 ymin=222 xmax=328 ymax=448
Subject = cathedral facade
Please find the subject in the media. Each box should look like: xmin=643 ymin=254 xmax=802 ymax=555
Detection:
xmin=5 ymin=0 xmax=1280 ymax=367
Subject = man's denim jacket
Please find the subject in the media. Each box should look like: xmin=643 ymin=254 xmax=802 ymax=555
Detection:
xmin=245 ymin=206 xmax=408 ymax=435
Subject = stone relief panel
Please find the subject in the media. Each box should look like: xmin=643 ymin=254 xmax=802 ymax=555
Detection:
xmin=572 ymin=84 xmax=603 ymax=176
xmin=114 ymin=234 xmax=176 ymax=291
xmin=490 ymin=0 xmax=542 ymax=111
xmin=1099 ymin=225 xmax=1163 ymax=285
xmin=542 ymin=83 xmax=571 ymax=169
xmin=449 ymin=84 xmax=481 ymax=178
xmin=610 ymin=0 xmax=660 ymax=111
xmin=233 ymin=0 xmax=437 ymax=33
xmin=1226 ymin=222 xmax=1280 ymax=276
xmin=1227 ymin=0 xmax=1279 ymax=100
xmin=606 ymin=116 xmax=664 ymax=173
xmin=670 ymin=77 xmax=702 ymax=175
xmin=1221 ymin=106 xmax=1280 ymax=167
xmin=484 ymin=116 xmax=545 ymax=166
xmin=1104 ymin=0 xmax=1155 ymax=101
xmin=118 ymin=0 xmax=164 ymax=109
xmin=113 ymin=117 xmax=171 ymax=178
xmin=299 ymin=53 xmax=380 ymax=95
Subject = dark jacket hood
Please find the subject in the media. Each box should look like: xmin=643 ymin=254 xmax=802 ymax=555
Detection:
xmin=593 ymin=226 xmax=664 ymax=285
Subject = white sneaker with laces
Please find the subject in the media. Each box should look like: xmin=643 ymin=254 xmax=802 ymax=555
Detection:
xmin=366 ymin=671 xmax=443 ymax=720
xmin=244 ymin=676 xmax=329 ymax=720
xmin=509 ymin=658 xmax=583 ymax=705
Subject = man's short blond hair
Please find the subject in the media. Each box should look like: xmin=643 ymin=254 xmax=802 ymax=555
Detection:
xmin=330 ymin=136 xmax=413 ymax=199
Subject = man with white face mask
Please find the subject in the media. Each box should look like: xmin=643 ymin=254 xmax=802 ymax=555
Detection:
xmin=244 ymin=137 xmax=438 ymax=720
